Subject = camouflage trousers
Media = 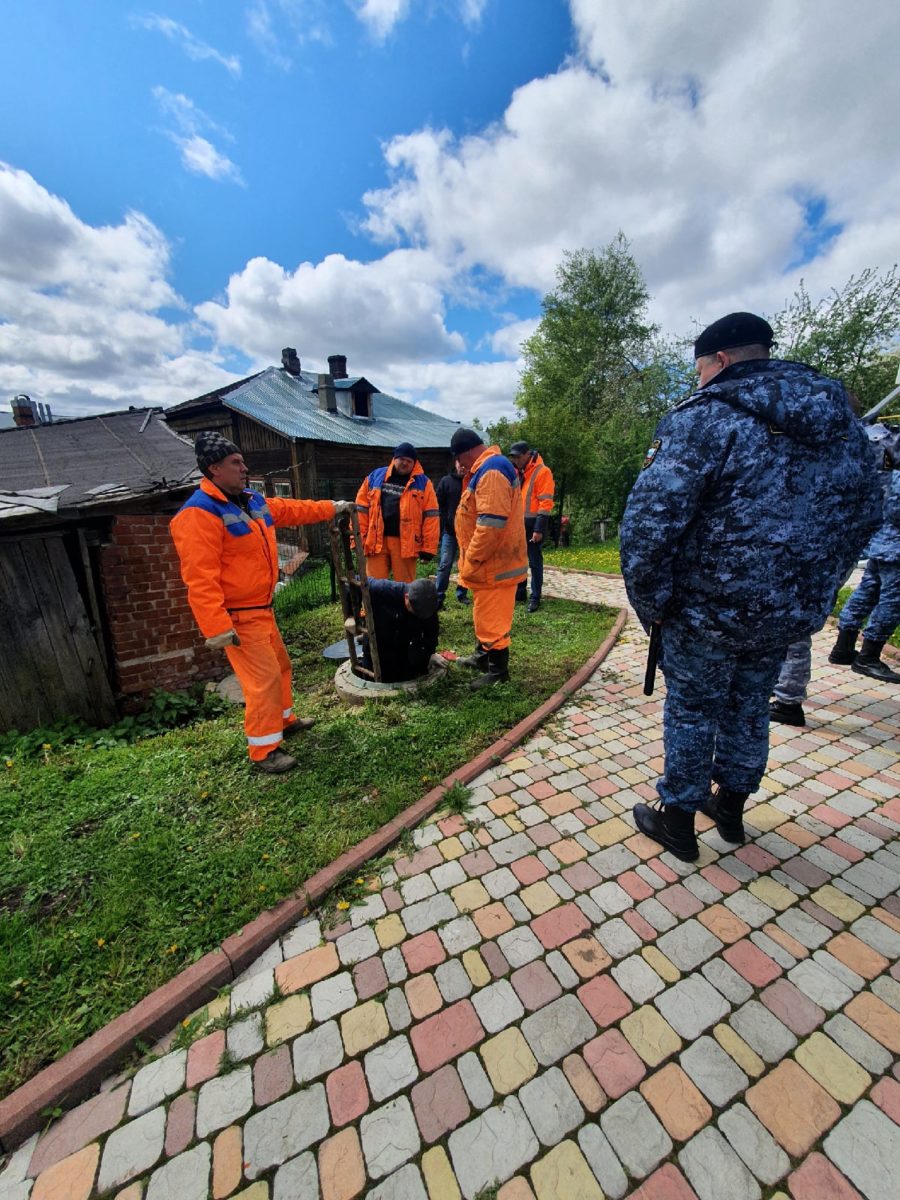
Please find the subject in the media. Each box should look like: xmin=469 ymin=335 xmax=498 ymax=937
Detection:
xmin=657 ymin=619 xmax=786 ymax=812
xmin=772 ymin=636 xmax=812 ymax=704
xmin=838 ymin=558 xmax=900 ymax=643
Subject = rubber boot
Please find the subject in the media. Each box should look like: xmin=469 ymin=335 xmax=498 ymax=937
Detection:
xmin=470 ymin=647 xmax=510 ymax=691
xmin=527 ymin=595 xmax=540 ymax=613
xmin=769 ymin=699 xmax=806 ymax=727
xmin=252 ymin=748 xmax=298 ymax=774
xmin=698 ymin=785 xmax=749 ymax=844
xmin=515 ymin=583 xmax=527 ymax=604
xmin=633 ymin=801 xmax=699 ymax=863
xmin=283 ymin=717 xmax=315 ymax=737
xmin=852 ymin=638 xmax=900 ymax=682
xmin=458 ymin=644 xmax=489 ymax=670
xmin=829 ymin=626 xmax=860 ymax=665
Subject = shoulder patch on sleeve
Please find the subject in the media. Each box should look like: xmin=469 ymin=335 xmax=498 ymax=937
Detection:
xmin=641 ymin=439 xmax=662 ymax=470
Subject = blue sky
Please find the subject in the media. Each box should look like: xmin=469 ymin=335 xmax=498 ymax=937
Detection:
xmin=1 ymin=1 xmax=898 ymax=422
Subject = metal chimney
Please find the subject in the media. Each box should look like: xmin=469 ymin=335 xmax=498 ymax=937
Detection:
xmin=317 ymin=373 xmax=337 ymax=413
xmin=327 ymin=354 xmax=348 ymax=380
xmin=12 ymin=394 xmax=36 ymax=428
xmin=281 ymin=348 xmax=302 ymax=376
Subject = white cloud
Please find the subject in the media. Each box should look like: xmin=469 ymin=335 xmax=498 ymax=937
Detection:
xmin=133 ymin=13 xmax=241 ymax=76
xmin=388 ymin=357 xmax=521 ymax=426
xmin=352 ymin=0 xmax=410 ymax=40
xmin=152 ymin=87 xmax=244 ymax=185
xmin=490 ymin=317 xmax=539 ymax=359
xmin=0 ymin=163 xmax=235 ymax=417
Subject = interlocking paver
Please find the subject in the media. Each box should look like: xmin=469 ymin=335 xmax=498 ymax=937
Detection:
xmin=745 ymin=1060 xmax=840 ymax=1156
xmin=600 ymin=1091 xmax=672 ymax=1179
xmin=129 ymin=1050 xmax=187 ymax=1117
xmin=577 ymin=1125 xmax=628 ymax=1199
xmin=361 ymin=1096 xmax=421 ymax=1181
xmin=449 ymin=1098 xmax=539 ymax=1200
xmin=520 ymin=995 xmax=596 ymax=1065
xmin=518 ymin=1067 xmax=584 ymax=1146
xmin=364 ymin=1035 xmax=419 ymax=1101
xmin=717 ymin=1103 xmax=790 ymax=1186
xmin=97 ymin=1108 xmax=166 ymax=1193
xmin=679 ymin=1034 xmax=748 ymax=1106
xmin=654 ymin=976 xmax=729 ymax=1040
xmin=823 ymin=1101 xmax=899 ymax=1200
xmin=678 ymin=1126 xmax=761 ymax=1200
xmin=293 ymin=1019 xmax=344 ymax=1083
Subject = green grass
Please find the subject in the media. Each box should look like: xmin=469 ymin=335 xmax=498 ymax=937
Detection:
xmin=0 ymin=595 xmax=615 ymax=1099
xmin=834 ymin=586 xmax=900 ymax=648
xmin=543 ymin=538 xmax=622 ymax=574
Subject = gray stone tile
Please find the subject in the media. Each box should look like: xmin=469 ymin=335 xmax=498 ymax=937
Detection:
xmin=590 ymin=882 xmax=633 ymax=915
xmin=824 ymin=1100 xmax=900 ymax=1200
xmin=364 ymin=1035 xmax=418 ymax=1101
xmin=472 ymin=979 xmax=525 ymax=1033
xmin=489 ymin=833 xmax=536 ymax=865
xmin=851 ymin=914 xmax=900 ymax=958
xmin=243 ymin=1085 xmax=328 ymax=1179
xmin=718 ymin=1103 xmax=789 ymax=1186
xmin=385 ymin=987 xmax=412 ymax=1032
xmin=368 ymin=1165 xmax=428 ymax=1200
xmin=730 ymin=1001 xmax=797 ymax=1063
xmin=361 ymin=1096 xmax=421 ymax=1181
xmin=679 ymin=1126 xmax=761 ymax=1200
xmin=195 ymin=1068 xmax=253 ymax=1137
xmin=448 ymin=1097 xmax=539 ymax=1199
xmin=439 ymin=916 xmax=481 ymax=956
xmin=401 ymin=892 xmax=458 ymax=935
xmin=431 ymin=860 xmax=466 ymax=891
xmin=545 ymin=949 xmax=580 ymax=990
xmin=350 ymin=895 xmax=387 ymax=928
xmin=145 ymin=1143 xmax=210 ymax=1200
xmin=457 ymin=1050 xmax=494 ymax=1110
xmin=383 ymin=947 xmax=408 ymax=984
xmin=841 ymin=860 xmax=899 ymax=899
xmin=482 ymin=867 xmax=518 ymax=899
xmin=310 ymin=971 xmax=357 ymax=1021
xmin=749 ymin=930 xmax=796 ymax=970
xmin=701 ymin=958 xmax=753 ymax=1005
xmin=776 ymin=907 xmax=831 ymax=949
xmin=577 ymin=1124 xmax=628 ymax=1199
xmin=600 ymin=1092 xmax=672 ymax=1179
xmin=611 ymin=955 xmax=664 ymax=1004
xmin=230 ymin=967 xmax=275 ymax=1014
xmin=656 ymin=920 xmax=723 ymax=971
xmin=595 ymin=918 xmax=641 ymax=959
xmin=292 ymin=1021 xmax=343 ymax=1083
xmin=811 ymin=950 xmax=865 ymax=993
xmin=655 ymin=975 xmax=729 ymax=1040
xmin=679 ymin=1036 xmax=748 ymax=1106
xmin=635 ymin=897 xmax=678 ymax=933
xmin=521 ymin=995 xmax=597 ymax=1066
xmin=497 ymin=926 xmax=543 ymax=968
xmin=128 ymin=1050 xmax=187 ymax=1117
xmin=724 ymin=892 xmax=776 ymax=929
xmin=787 ymin=960 xmax=853 ymax=1012
xmin=273 ymin=1152 xmax=318 ymax=1200
xmin=824 ymin=1014 xmax=893 ymax=1075
xmin=226 ymin=1011 xmax=264 ymax=1062
xmin=872 ymin=975 xmax=900 ymax=1012
xmin=435 ymin=957 xmax=473 ymax=1003
xmin=97 ymin=1107 xmax=166 ymax=1193
xmin=517 ymin=1067 xmax=584 ymax=1146
xmin=336 ymin=925 xmax=380 ymax=965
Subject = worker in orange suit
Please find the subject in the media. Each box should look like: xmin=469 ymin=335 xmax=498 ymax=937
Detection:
xmin=508 ymin=440 xmax=555 ymax=612
xmin=355 ymin=443 xmax=439 ymax=582
xmin=451 ymin=428 xmax=527 ymax=689
xmin=170 ymin=432 xmax=352 ymax=774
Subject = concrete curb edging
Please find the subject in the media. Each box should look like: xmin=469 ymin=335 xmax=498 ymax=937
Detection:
xmin=0 ymin=606 xmax=629 ymax=1151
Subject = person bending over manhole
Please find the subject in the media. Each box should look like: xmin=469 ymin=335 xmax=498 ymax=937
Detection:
xmin=348 ymin=577 xmax=440 ymax=682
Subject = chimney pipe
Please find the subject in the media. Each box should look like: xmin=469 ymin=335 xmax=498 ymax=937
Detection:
xmin=317 ymin=373 xmax=337 ymax=414
xmin=327 ymin=354 xmax=348 ymax=380
xmin=281 ymin=347 xmax=302 ymax=376
xmin=12 ymin=394 xmax=36 ymax=428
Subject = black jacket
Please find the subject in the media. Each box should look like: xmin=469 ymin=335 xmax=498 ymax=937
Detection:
xmin=357 ymin=578 xmax=439 ymax=682
xmin=436 ymin=473 xmax=463 ymax=537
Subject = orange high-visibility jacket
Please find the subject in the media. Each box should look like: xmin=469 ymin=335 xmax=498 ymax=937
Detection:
xmin=520 ymin=452 xmax=555 ymax=532
xmin=455 ymin=445 xmax=527 ymax=589
xmin=170 ymin=477 xmax=335 ymax=639
xmin=355 ymin=459 xmax=439 ymax=559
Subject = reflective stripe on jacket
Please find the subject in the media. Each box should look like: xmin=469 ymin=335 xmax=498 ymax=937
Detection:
xmin=455 ymin=445 xmax=528 ymax=589
xmin=170 ymin=477 xmax=335 ymax=638
xmin=521 ymin=453 xmax=555 ymax=533
xmin=355 ymin=459 xmax=439 ymax=559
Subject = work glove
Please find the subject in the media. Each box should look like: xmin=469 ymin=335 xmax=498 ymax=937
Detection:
xmin=418 ymin=552 xmax=435 ymax=563
xmin=333 ymin=501 xmax=354 ymax=516
xmin=205 ymin=629 xmax=240 ymax=650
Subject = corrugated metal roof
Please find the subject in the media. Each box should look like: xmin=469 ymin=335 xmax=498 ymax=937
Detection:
xmin=223 ymin=367 xmax=462 ymax=449
xmin=0 ymin=410 xmax=199 ymax=511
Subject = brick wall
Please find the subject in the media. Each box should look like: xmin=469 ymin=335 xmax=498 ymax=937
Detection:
xmin=99 ymin=512 xmax=224 ymax=698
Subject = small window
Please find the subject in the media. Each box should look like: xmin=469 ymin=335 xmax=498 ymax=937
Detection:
xmin=248 ymin=477 xmax=265 ymax=493
xmin=272 ymin=479 xmax=293 ymax=498
xmin=352 ymin=392 xmax=371 ymax=418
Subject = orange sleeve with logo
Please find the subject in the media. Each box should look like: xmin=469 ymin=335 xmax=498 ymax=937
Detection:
xmin=422 ymin=477 xmax=440 ymax=554
xmin=170 ymin=507 xmax=232 ymax=640
xmin=466 ymin=467 xmax=513 ymax=568
xmin=268 ymin=497 xmax=336 ymax=527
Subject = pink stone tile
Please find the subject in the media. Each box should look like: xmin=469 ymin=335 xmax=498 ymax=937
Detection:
xmin=619 ymin=871 xmax=654 ymax=901
xmin=459 ymin=849 xmax=496 ymax=876
xmin=527 ymin=780 xmax=557 ymax=801
xmin=788 ymin=1154 xmax=863 ymax=1200
xmin=510 ymin=960 xmax=563 ymax=1011
xmin=382 ymin=886 xmax=404 ymax=912
xmin=735 ymin=845 xmax=779 ymax=872
xmin=871 ymin=1077 xmax=900 ymax=1124
xmin=164 ymin=1091 xmax=195 ymax=1158
xmin=823 ymin=836 xmax=863 ymax=863
xmin=186 ymin=1028 xmax=225 ymax=1089
xmin=809 ymin=803 xmax=851 ymax=829
xmin=583 ymin=1029 xmax=646 ymax=1098
xmin=254 ymin=1042 xmax=294 ymax=1107
xmin=402 ymin=931 xmax=447 ymax=974
xmin=490 ymin=778 xmax=516 ymax=796
xmin=410 ymin=1000 xmax=485 ymax=1073
xmin=412 ymin=1065 xmax=471 ymax=1142
xmin=528 ymin=822 xmax=560 ymax=847
xmin=394 ymin=845 xmax=443 ymax=878
xmin=574 ymin=807 xmax=598 ymax=827
xmin=353 ymin=954 xmax=389 ymax=999
xmin=623 ymin=910 xmax=657 ymax=942
xmin=511 ymin=856 xmax=549 ymax=885
xmin=723 ymin=939 xmax=782 ymax=987
xmin=577 ymin=975 xmax=632 ymax=1027
xmin=561 ymin=862 xmax=602 ymax=893
xmin=530 ymin=903 xmax=590 ymax=949
xmin=760 ymin=979 xmax=824 ymax=1035
xmin=480 ymin=941 xmax=510 ymax=978
xmin=438 ymin=814 xmax=468 ymax=836
xmin=648 ymin=857 xmax=678 ymax=883
xmin=327 ymin=1060 xmax=370 ymax=1126
xmin=589 ymin=779 xmax=618 ymax=797
xmin=658 ymin=885 xmax=703 ymax=918
xmin=28 ymin=1084 xmax=130 ymax=1176
xmin=700 ymin=864 xmax=741 ymax=895
xmin=630 ymin=1164 xmax=700 ymax=1200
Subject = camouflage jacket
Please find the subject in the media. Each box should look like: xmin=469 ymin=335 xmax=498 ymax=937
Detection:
xmin=620 ymin=359 xmax=883 ymax=649
xmin=867 ymin=469 xmax=900 ymax=562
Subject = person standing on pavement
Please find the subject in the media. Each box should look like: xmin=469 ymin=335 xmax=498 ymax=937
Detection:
xmin=508 ymin=441 xmax=555 ymax=613
xmin=355 ymin=443 xmax=439 ymax=582
xmin=171 ymin=432 xmax=352 ymax=774
xmin=620 ymin=312 xmax=882 ymax=861
xmin=451 ymin=428 xmax=528 ymax=689
xmin=434 ymin=462 xmax=469 ymax=609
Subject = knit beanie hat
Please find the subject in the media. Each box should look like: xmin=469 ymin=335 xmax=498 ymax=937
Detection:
xmin=406 ymin=578 xmax=439 ymax=619
xmin=195 ymin=430 xmax=240 ymax=471
xmin=450 ymin=427 xmax=484 ymax=455
xmin=393 ymin=442 xmax=416 ymax=460
xmin=694 ymin=312 xmax=774 ymax=359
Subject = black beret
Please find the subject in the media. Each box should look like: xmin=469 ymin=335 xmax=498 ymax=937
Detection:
xmin=195 ymin=430 xmax=240 ymax=471
xmin=509 ymin=441 xmax=530 ymax=456
xmin=450 ymin=427 xmax=484 ymax=455
xmin=694 ymin=312 xmax=774 ymax=359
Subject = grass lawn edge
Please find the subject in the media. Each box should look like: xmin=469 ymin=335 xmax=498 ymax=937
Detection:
xmin=0 ymin=605 xmax=629 ymax=1152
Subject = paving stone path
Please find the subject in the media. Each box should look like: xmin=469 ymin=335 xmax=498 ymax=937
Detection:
xmin=3 ymin=568 xmax=899 ymax=1200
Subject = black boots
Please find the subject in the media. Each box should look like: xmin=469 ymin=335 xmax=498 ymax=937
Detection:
xmin=458 ymin=644 xmax=489 ymax=670
xmin=515 ymin=585 xmax=527 ymax=605
xmin=829 ymin=626 xmax=859 ymax=664
xmin=633 ymin=802 xmax=699 ymax=863
xmin=527 ymin=596 xmax=540 ymax=613
xmin=471 ymin=647 xmax=510 ymax=691
xmin=852 ymin=638 xmax=900 ymax=683
xmin=698 ymin=785 xmax=749 ymax=844
xmin=769 ymin=699 xmax=806 ymax=726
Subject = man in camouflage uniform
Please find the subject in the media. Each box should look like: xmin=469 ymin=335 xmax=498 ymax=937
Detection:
xmin=620 ymin=313 xmax=882 ymax=862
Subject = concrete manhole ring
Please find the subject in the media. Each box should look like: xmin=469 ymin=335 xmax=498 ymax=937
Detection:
xmin=334 ymin=657 xmax=449 ymax=705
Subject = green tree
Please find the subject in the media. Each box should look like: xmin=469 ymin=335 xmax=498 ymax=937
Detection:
xmin=771 ymin=267 xmax=900 ymax=412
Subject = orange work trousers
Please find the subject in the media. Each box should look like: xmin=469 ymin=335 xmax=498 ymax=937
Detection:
xmin=472 ymin=585 xmax=517 ymax=652
xmin=366 ymin=535 xmax=417 ymax=582
xmin=224 ymin=609 xmax=295 ymax=761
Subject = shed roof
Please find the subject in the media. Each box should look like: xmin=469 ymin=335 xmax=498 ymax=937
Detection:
xmin=172 ymin=366 xmax=462 ymax=450
xmin=0 ymin=409 xmax=199 ymax=517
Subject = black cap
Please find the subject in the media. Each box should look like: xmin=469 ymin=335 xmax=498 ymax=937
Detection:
xmin=450 ymin=427 xmax=484 ymax=455
xmin=195 ymin=430 xmax=240 ymax=471
xmin=509 ymin=441 xmax=530 ymax=456
xmin=406 ymin=578 xmax=438 ymax=619
xmin=694 ymin=312 xmax=774 ymax=360
xmin=393 ymin=442 xmax=416 ymax=460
